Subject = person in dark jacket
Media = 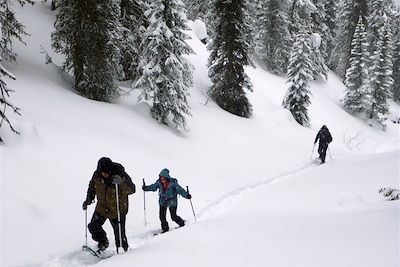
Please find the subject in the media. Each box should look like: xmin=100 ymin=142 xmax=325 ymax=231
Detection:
xmin=314 ymin=125 xmax=333 ymax=164
xmin=82 ymin=157 xmax=135 ymax=252
xmin=142 ymin=168 xmax=191 ymax=233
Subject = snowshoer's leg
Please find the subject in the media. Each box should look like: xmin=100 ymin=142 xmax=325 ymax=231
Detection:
xmin=88 ymin=211 xmax=109 ymax=251
xmin=110 ymin=214 xmax=128 ymax=251
xmin=159 ymin=205 xmax=169 ymax=232
xmin=320 ymin=143 xmax=328 ymax=163
xmin=169 ymin=206 xmax=185 ymax=227
xmin=318 ymin=143 xmax=323 ymax=159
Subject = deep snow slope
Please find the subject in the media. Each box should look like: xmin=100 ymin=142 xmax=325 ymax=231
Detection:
xmin=1 ymin=2 xmax=399 ymax=267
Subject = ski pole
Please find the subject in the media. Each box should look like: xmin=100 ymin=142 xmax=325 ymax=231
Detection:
xmin=186 ymin=186 xmax=197 ymax=222
xmin=310 ymin=143 xmax=316 ymax=160
xmin=85 ymin=209 xmax=88 ymax=247
xmin=143 ymin=179 xmax=147 ymax=226
xmin=115 ymin=183 xmax=123 ymax=254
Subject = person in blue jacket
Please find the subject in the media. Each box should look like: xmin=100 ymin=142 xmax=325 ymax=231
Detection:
xmin=142 ymin=168 xmax=191 ymax=233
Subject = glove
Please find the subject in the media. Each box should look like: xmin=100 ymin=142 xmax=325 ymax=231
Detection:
xmin=82 ymin=199 xmax=92 ymax=210
xmin=142 ymin=185 xmax=146 ymax=190
xmin=112 ymin=175 xmax=124 ymax=185
xmin=187 ymin=193 xmax=192 ymax=199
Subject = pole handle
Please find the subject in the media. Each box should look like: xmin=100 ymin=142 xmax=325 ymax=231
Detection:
xmin=186 ymin=186 xmax=190 ymax=193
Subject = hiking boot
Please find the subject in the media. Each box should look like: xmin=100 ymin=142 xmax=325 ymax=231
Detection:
xmin=161 ymin=228 xmax=169 ymax=233
xmin=98 ymin=240 xmax=109 ymax=251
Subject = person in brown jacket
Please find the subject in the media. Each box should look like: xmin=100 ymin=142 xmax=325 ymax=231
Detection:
xmin=82 ymin=157 xmax=135 ymax=252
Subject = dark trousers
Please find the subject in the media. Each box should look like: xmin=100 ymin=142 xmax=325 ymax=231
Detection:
xmin=88 ymin=211 xmax=128 ymax=250
xmin=159 ymin=205 xmax=185 ymax=231
xmin=318 ymin=142 xmax=329 ymax=163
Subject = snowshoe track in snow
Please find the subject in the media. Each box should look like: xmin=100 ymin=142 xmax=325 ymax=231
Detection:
xmin=197 ymin=160 xmax=320 ymax=220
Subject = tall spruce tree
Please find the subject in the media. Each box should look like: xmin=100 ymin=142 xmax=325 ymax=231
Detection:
xmin=52 ymin=0 xmax=122 ymax=102
xmin=283 ymin=0 xmax=315 ymax=126
xmin=120 ymin=0 xmax=146 ymax=81
xmin=343 ymin=16 xmax=369 ymax=114
xmin=393 ymin=9 xmax=400 ymax=103
xmin=254 ymin=0 xmax=292 ymax=76
xmin=310 ymin=0 xmax=328 ymax=80
xmin=367 ymin=10 xmax=394 ymax=126
xmin=283 ymin=28 xmax=314 ymax=126
xmin=329 ymin=0 xmax=368 ymax=79
xmin=208 ymin=0 xmax=253 ymax=118
xmin=0 ymin=0 xmax=32 ymax=141
xmin=134 ymin=0 xmax=194 ymax=132
xmin=183 ymin=0 xmax=211 ymax=21
xmin=322 ymin=0 xmax=337 ymax=62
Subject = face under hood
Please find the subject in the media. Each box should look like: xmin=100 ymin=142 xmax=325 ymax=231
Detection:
xmin=159 ymin=168 xmax=171 ymax=179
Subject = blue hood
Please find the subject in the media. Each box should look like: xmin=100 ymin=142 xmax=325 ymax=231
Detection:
xmin=159 ymin=168 xmax=171 ymax=179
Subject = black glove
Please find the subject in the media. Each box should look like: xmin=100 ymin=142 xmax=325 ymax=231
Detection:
xmin=112 ymin=175 xmax=124 ymax=185
xmin=82 ymin=199 xmax=92 ymax=210
xmin=142 ymin=185 xmax=146 ymax=190
xmin=187 ymin=193 xmax=192 ymax=199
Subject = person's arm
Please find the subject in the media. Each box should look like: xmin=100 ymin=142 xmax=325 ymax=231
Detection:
xmin=86 ymin=173 xmax=96 ymax=201
xmin=112 ymin=163 xmax=136 ymax=194
xmin=82 ymin=172 xmax=96 ymax=210
xmin=314 ymin=131 xmax=320 ymax=144
xmin=123 ymin=171 xmax=136 ymax=194
xmin=175 ymin=181 xmax=190 ymax=199
xmin=143 ymin=181 xmax=159 ymax=192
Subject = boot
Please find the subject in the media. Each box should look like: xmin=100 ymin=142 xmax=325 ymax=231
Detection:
xmin=97 ymin=240 xmax=109 ymax=252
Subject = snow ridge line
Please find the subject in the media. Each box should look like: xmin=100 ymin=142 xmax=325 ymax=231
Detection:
xmin=196 ymin=160 xmax=317 ymax=220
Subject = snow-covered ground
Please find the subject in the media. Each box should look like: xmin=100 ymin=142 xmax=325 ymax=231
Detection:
xmin=1 ymin=3 xmax=399 ymax=267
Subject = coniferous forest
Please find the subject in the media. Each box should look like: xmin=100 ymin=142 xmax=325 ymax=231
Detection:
xmin=1 ymin=0 xmax=399 ymax=138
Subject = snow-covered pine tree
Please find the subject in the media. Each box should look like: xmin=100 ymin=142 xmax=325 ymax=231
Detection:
xmin=52 ymin=0 xmax=84 ymax=90
xmin=1 ymin=0 xmax=32 ymax=61
xmin=367 ymin=0 xmax=395 ymax=127
xmin=343 ymin=16 xmax=369 ymax=114
xmin=52 ymin=0 xmax=122 ymax=102
xmin=322 ymin=0 xmax=337 ymax=62
xmin=329 ymin=0 xmax=368 ymax=79
xmin=310 ymin=0 xmax=329 ymax=80
xmin=254 ymin=0 xmax=292 ymax=76
xmin=367 ymin=13 xmax=394 ymax=127
xmin=208 ymin=0 xmax=253 ymax=118
xmin=134 ymin=0 xmax=194 ymax=132
xmin=283 ymin=27 xmax=314 ymax=127
xmin=283 ymin=0 xmax=315 ymax=126
xmin=119 ymin=0 xmax=146 ymax=81
xmin=0 ymin=57 xmax=20 ymax=142
xmin=0 ymin=0 xmax=32 ymax=141
xmin=391 ymin=8 xmax=400 ymax=104
xmin=183 ymin=0 xmax=211 ymax=21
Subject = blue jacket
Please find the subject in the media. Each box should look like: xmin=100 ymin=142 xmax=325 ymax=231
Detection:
xmin=143 ymin=169 xmax=190 ymax=207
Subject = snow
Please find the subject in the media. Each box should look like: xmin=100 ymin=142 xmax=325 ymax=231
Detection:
xmin=311 ymin=33 xmax=321 ymax=48
xmin=192 ymin=19 xmax=208 ymax=41
xmin=1 ymin=3 xmax=399 ymax=267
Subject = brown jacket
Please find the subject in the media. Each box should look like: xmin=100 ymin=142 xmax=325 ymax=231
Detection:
xmin=86 ymin=164 xmax=135 ymax=219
